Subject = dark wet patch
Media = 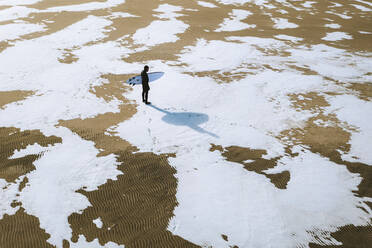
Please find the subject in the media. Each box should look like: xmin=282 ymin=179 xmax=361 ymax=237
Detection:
xmin=309 ymin=225 xmax=372 ymax=248
xmin=0 ymin=127 xmax=62 ymax=182
xmin=210 ymin=144 xmax=290 ymax=189
xmin=0 ymin=208 xmax=54 ymax=248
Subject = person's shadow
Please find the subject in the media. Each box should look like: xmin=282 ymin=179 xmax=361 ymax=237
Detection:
xmin=148 ymin=104 xmax=219 ymax=138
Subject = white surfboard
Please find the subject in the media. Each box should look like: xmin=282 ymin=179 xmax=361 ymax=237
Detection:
xmin=126 ymin=72 xmax=164 ymax=85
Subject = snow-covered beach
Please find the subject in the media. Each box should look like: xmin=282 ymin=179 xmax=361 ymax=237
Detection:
xmin=0 ymin=0 xmax=371 ymax=247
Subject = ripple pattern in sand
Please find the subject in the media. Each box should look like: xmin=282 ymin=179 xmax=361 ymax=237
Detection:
xmin=0 ymin=208 xmax=54 ymax=248
xmin=0 ymin=127 xmax=62 ymax=182
xmin=68 ymin=150 xmax=199 ymax=248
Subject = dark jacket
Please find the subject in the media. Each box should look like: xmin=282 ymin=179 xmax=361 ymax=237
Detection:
xmin=141 ymin=70 xmax=150 ymax=91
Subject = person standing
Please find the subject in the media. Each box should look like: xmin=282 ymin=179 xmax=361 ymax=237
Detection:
xmin=141 ymin=65 xmax=150 ymax=104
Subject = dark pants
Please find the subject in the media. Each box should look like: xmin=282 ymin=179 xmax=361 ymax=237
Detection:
xmin=142 ymin=89 xmax=149 ymax=102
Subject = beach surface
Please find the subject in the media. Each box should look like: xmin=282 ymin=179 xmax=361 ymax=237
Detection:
xmin=0 ymin=0 xmax=371 ymax=247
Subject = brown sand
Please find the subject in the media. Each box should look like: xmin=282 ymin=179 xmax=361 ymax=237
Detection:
xmin=0 ymin=91 xmax=34 ymax=109
xmin=59 ymin=73 xmax=137 ymax=157
xmin=68 ymin=151 xmax=199 ymax=248
xmin=210 ymin=144 xmax=290 ymax=189
xmin=282 ymin=92 xmax=372 ymax=200
xmin=18 ymin=176 xmax=29 ymax=192
xmin=0 ymin=0 xmax=371 ymax=246
xmin=222 ymin=234 xmax=228 ymax=241
xmin=288 ymin=92 xmax=330 ymax=112
xmin=0 ymin=127 xmax=62 ymax=182
xmin=220 ymin=234 xmax=240 ymax=247
xmin=0 ymin=11 xmax=90 ymax=53
xmin=0 ymin=5 xmax=10 ymax=11
xmin=281 ymin=90 xmax=372 ymax=246
xmin=58 ymin=49 xmax=79 ymax=64
xmin=58 ymin=75 xmax=198 ymax=247
xmin=347 ymin=82 xmax=372 ymax=101
xmin=309 ymin=225 xmax=372 ymax=248
xmin=29 ymin=0 xmax=107 ymax=10
xmin=0 ymin=208 xmax=54 ymax=248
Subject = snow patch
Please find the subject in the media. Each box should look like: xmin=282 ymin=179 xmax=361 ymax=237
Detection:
xmin=215 ymin=9 xmax=255 ymax=32
xmin=275 ymin=35 xmax=303 ymax=42
xmin=0 ymin=22 xmax=46 ymax=41
xmin=197 ymin=1 xmax=218 ymax=8
xmin=93 ymin=217 xmax=103 ymax=228
xmin=168 ymin=149 xmax=369 ymax=247
xmin=351 ymin=4 xmax=372 ymax=11
xmin=0 ymin=6 xmax=35 ymax=22
xmin=44 ymin=0 xmax=125 ymax=12
xmin=19 ymin=128 xmax=122 ymax=247
xmin=132 ymin=20 xmax=188 ymax=47
xmin=273 ymin=18 xmax=298 ymax=29
xmin=10 ymin=143 xmax=49 ymax=159
xmin=153 ymin=3 xmax=184 ymax=18
xmin=325 ymin=94 xmax=372 ymax=165
xmin=324 ymin=23 xmax=341 ymax=29
xmin=322 ymin=32 xmax=353 ymax=41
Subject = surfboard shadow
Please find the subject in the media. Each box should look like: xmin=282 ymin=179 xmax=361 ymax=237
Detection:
xmin=148 ymin=104 xmax=219 ymax=138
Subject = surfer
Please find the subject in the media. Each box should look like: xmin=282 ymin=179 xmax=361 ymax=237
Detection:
xmin=141 ymin=65 xmax=150 ymax=104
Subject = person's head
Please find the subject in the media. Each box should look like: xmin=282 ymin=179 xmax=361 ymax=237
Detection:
xmin=144 ymin=65 xmax=149 ymax=72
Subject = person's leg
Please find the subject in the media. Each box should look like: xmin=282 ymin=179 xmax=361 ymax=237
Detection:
xmin=145 ymin=90 xmax=149 ymax=103
xmin=142 ymin=90 xmax=145 ymax=102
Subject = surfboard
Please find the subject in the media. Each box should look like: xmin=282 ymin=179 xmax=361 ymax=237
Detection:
xmin=126 ymin=72 xmax=164 ymax=85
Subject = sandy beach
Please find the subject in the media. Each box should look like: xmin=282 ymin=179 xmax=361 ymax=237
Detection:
xmin=0 ymin=0 xmax=371 ymax=247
